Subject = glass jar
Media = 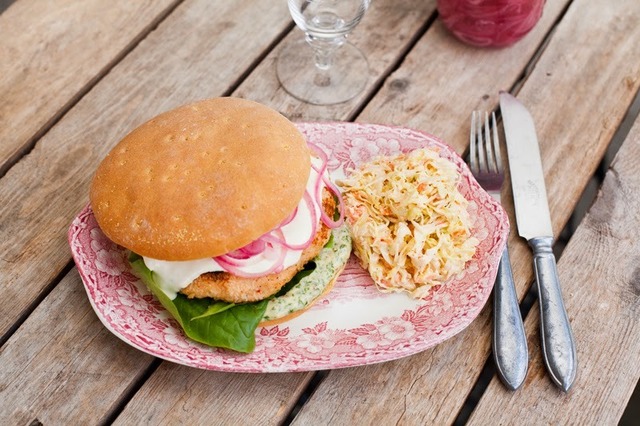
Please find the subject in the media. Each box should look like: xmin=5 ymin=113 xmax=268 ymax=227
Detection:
xmin=437 ymin=0 xmax=545 ymax=47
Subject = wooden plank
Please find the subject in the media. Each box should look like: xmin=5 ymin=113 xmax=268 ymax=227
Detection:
xmin=468 ymin=110 xmax=640 ymax=425
xmin=290 ymin=0 xmax=640 ymax=423
xmin=113 ymin=364 xmax=312 ymax=425
xmin=0 ymin=0 xmax=179 ymax=174
xmin=0 ymin=269 xmax=154 ymax=424
xmin=0 ymin=0 xmax=292 ymax=339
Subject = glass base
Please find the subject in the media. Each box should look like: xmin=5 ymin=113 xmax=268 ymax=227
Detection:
xmin=276 ymin=38 xmax=369 ymax=105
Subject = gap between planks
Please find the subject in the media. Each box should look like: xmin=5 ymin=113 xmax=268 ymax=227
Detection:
xmin=345 ymin=10 xmax=439 ymax=123
xmin=0 ymin=0 xmax=16 ymax=15
xmin=222 ymin=20 xmax=297 ymax=98
xmin=0 ymin=0 xmax=185 ymax=179
xmin=0 ymin=259 xmax=74 ymax=348
xmin=99 ymin=358 xmax=163 ymax=426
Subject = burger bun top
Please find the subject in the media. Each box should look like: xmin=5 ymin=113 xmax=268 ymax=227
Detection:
xmin=90 ymin=97 xmax=311 ymax=261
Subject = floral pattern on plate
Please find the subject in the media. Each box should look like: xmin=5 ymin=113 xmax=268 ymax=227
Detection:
xmin=68 ymin=122 xmax=509 ymax=372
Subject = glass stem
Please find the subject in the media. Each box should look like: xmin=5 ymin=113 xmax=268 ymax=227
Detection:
xmin=314 ymin=47 xmax=333 ymax=71
xmin=306 ymin=34 xmax=345 ymax=71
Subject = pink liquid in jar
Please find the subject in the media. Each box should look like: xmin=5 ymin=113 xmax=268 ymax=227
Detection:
xmin=437 ymin=0 xmax=545 ymax=47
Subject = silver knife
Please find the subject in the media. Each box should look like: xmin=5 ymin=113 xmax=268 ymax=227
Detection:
xmin=499 ymin=91 xmax=577 ymax=392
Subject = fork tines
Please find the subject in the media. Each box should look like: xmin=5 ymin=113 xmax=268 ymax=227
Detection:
xmin=470 ymin=111 xmax=502 ymax=175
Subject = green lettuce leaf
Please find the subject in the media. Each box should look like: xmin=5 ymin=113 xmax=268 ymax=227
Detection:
xmin=191 ymin=301 xmax=236 ymax=321
xmin=129 ymin=253 xmax=267 ymax=353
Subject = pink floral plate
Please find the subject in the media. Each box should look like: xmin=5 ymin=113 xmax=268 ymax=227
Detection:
xmin=69 ymin=122 xmax=509 ymax=373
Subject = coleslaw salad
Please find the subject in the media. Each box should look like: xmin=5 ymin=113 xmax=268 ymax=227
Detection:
xmin=339 ymin=148 xmax=479 ymax=298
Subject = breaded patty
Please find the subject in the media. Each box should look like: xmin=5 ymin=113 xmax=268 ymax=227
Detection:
xmin=181 ymin=190 xmax=335 ymax=303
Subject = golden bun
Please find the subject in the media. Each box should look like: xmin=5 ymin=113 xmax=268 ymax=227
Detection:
xmin=90 ymin=98 xmax=310 ymax=261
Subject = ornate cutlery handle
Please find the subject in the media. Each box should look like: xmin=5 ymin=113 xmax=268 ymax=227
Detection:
xmin=493 ymin=247 xmax=528 ymax=390
xmin=529 ymin=236 xmax=577 ymax=392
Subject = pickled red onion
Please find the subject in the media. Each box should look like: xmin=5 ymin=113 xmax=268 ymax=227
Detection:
xmin=215 ymin=229 xmax=287 ymax=277
xmin=216 ymin=251 xmax=261 ymax=267
xmin=319 ymin=173 xmax=345 ymax=227
xmin=307 ymin=141 xmax=328 ymax=165
xmin=226 ymin=239 xmax=266 ymax=259
xmin=308 ymin=141 xmax=344 ymax=228
xmin=261 ymin=191 xmax=317 ymax=250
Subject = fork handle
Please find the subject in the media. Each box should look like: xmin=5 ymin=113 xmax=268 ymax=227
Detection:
xmin=530 ymin=236 xmax=577 ymax=392
xmin=493 ymin=246 xmax=529 ymax=390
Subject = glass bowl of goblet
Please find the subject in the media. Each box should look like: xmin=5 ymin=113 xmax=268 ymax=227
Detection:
xmin=277 ymin=0 xmax=371 ymax=105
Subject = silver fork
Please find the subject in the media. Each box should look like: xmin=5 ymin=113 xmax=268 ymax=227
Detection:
xmin=470 ymin=111 xmax=528 ymax=391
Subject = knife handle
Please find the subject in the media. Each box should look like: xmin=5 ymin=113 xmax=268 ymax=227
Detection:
xmin=493 ymin=246 xmax=529 ymax=390
xmin=529 ymin=236 xmax=577 ymax=392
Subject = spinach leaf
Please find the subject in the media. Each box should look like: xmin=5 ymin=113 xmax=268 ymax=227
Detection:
xmin=129 ymin=253 xmax=267 ymax=353
xmin=190 ymin=301 xmax=236 ymax=321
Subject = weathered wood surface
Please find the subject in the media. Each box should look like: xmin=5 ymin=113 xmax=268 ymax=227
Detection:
xmin=290 ymin=0 xmax=640 ymax=423
xmin=0 ymin=0 xmax=305 ymax=422
xmin=0 ymin=0 xmax=638 ymax=423
xmin=468 ymin=110 xmax=640 ymax=426
xmin=0 ymin=0 xmax=293 ymax=340
xmin=0 ymin=270 xmax=154 ymax=424
xmin=113 ymin=364 xmax=311 ymax=425
xmin=0 ymin=0 xmax=179 ymax=175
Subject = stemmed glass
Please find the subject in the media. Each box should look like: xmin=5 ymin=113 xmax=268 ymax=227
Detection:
xmin=276 ymin=0 xmax=371 ymax=105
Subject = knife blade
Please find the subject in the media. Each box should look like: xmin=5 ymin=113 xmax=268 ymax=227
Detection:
xmin=499 ymin=91 xmax=577 ymax=392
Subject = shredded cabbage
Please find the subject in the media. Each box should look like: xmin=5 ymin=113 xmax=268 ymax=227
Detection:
xmin=339 ymin=148 xmax=479 ymax=298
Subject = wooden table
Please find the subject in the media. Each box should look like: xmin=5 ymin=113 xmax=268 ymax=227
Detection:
xmin=2 ymin=0 xmax=639 ymax=424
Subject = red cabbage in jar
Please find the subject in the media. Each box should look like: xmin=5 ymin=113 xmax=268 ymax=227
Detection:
xmin=437 ymin=0 xmax=545 ymax=47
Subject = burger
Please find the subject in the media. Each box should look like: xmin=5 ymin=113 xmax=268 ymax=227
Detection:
xmin=90 ymin=97 xmax=351 ymax=353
